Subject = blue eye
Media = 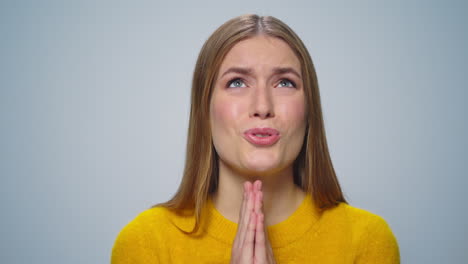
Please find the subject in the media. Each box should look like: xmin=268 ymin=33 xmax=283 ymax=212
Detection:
xmin=278 ymin=79 xmax=296 ymax=88
xmin=226 ymin=78 xmax=296 ymax=88
xmin=227 ymin=78 xmax=246 ymax=88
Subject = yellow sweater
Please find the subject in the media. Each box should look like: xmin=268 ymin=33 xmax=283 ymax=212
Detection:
xmin=111 ymin=193 xmax=400 ymax=263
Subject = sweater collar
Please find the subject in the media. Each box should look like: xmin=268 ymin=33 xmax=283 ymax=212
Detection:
xmin=200 ymin=192 xmax=321 ymax=248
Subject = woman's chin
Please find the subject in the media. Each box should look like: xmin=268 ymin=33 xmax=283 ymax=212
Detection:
xmin=241 ymin=159 xmax=282 ymax=175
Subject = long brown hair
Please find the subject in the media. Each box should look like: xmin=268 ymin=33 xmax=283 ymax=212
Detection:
xmin=155 ymin=14 xmax=347 ymax=232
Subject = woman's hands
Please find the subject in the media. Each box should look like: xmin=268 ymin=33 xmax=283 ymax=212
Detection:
xmin=230 ymin=180 xmax=277 ymax=264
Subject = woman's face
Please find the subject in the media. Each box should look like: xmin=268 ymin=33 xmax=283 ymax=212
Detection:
xmin=210 ymin=35 xmax=307 ymax=176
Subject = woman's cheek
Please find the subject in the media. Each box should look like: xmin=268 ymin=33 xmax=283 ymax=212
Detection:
xmin=211 ymin=98 xmax=240 ymax=141
xmin=210 ymin=98 xmax=244 ymax=162
xmin=280 ymin=100 xmax=306 ymax=127
xmin=216 ymin=98 xmax=243 ymax=123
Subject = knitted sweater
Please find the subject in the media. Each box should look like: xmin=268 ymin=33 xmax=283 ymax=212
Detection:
xmin=111 ymin=193 xmax=400 ymax=263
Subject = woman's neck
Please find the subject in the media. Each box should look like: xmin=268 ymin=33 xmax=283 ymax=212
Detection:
xmin=211 ymin=161 xmax=306 ymax=227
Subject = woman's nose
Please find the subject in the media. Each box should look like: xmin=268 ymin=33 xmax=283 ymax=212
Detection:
xmin=249 ymin=83 xmax=275 ymax=119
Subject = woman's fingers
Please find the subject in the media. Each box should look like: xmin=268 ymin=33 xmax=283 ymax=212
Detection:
xmin=231 ymin=180 xmax=277 ymax=263
xmin=253 ymin=180 xmax=277 ymax=263
xmin=238 ymin=182 xmax=249 ymax=228
xmin=255 ymin=212 xmax=277 ymax=264
xmin=231 ymin=181 xmax=255 ymax=263
xmin=241 ymin=204 xmax=256 ymax=262
xmin=254 ymin=180 xmax=262 ymax=195
xmin=254 ymin=212 xmax=266 ymax=261
xmin=253 ymin=183 xmax=266 ymax=262
xmin=233 ymin=182 xmax=248 ymax=249
xmin=243 ymin=181 xmax=260 ymax=262
xmin=254 ymin=188 xmax=263 ymax=214
xmin=253 ymin=180 xmax=264 ymax=248
xmin=238 ymin=182 xmax=253 ymax=245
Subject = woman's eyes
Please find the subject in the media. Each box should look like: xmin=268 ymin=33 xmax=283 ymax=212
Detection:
xmin=278 ymin=79 xmax=296 ymax=88
xmin=226 ymin=78 xmax=296 ymax=88
xmin=227 ymin=78 xmax=247 ymax=88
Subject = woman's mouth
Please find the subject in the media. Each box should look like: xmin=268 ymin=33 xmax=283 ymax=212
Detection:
xmin=243 ymin=127 xmax=280 ymax=146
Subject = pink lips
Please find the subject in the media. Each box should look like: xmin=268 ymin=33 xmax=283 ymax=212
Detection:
xmin=243 ymin=127 xmax=280 ymax=146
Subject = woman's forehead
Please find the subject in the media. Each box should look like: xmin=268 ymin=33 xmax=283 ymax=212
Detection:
xmin=218 ymin=36 xmax=301 ymax=75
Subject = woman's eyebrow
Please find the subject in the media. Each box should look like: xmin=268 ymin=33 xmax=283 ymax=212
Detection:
xmin=272 ymin=67 xmax=302 ymax=79
xmin=221 ymin=67 xmax=253 ymax=78
xmin=220 ymin=66 xmax=301 ymax=79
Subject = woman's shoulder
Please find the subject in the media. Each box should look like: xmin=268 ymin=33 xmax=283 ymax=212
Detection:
xmin=124 ymin=206 xmax=176 ymax=225
xmin=113 ymin=207 xmax=171 ymax=246
xmin=320 ymin=202 xmax=399 ymax=246
xmin=115 ymin=205 xmax=194 ymax=236
xmin=325 ymin=202 xmax=394 ymax=231
xmin=111 ymin=206 xmax=194 ymax=263
xmin=324 ymin=202 xmax=400 ymax=261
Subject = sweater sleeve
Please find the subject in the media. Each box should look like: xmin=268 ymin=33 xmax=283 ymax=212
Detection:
xmin=356 ymin=215 xmax=400 ymax=264
xmin=111 ymin=213 xmax=160 ymax=264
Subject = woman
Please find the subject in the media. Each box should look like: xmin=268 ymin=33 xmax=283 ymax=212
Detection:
xmin=111 ymin=14 xmax=400 ymax=263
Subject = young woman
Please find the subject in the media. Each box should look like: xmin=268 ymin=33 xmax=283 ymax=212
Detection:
xmin=111 ymin=14 xmax=400 ymax=263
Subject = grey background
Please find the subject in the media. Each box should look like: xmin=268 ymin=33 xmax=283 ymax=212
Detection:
xmin=1 ymin=0 xmax=466 ymax=263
